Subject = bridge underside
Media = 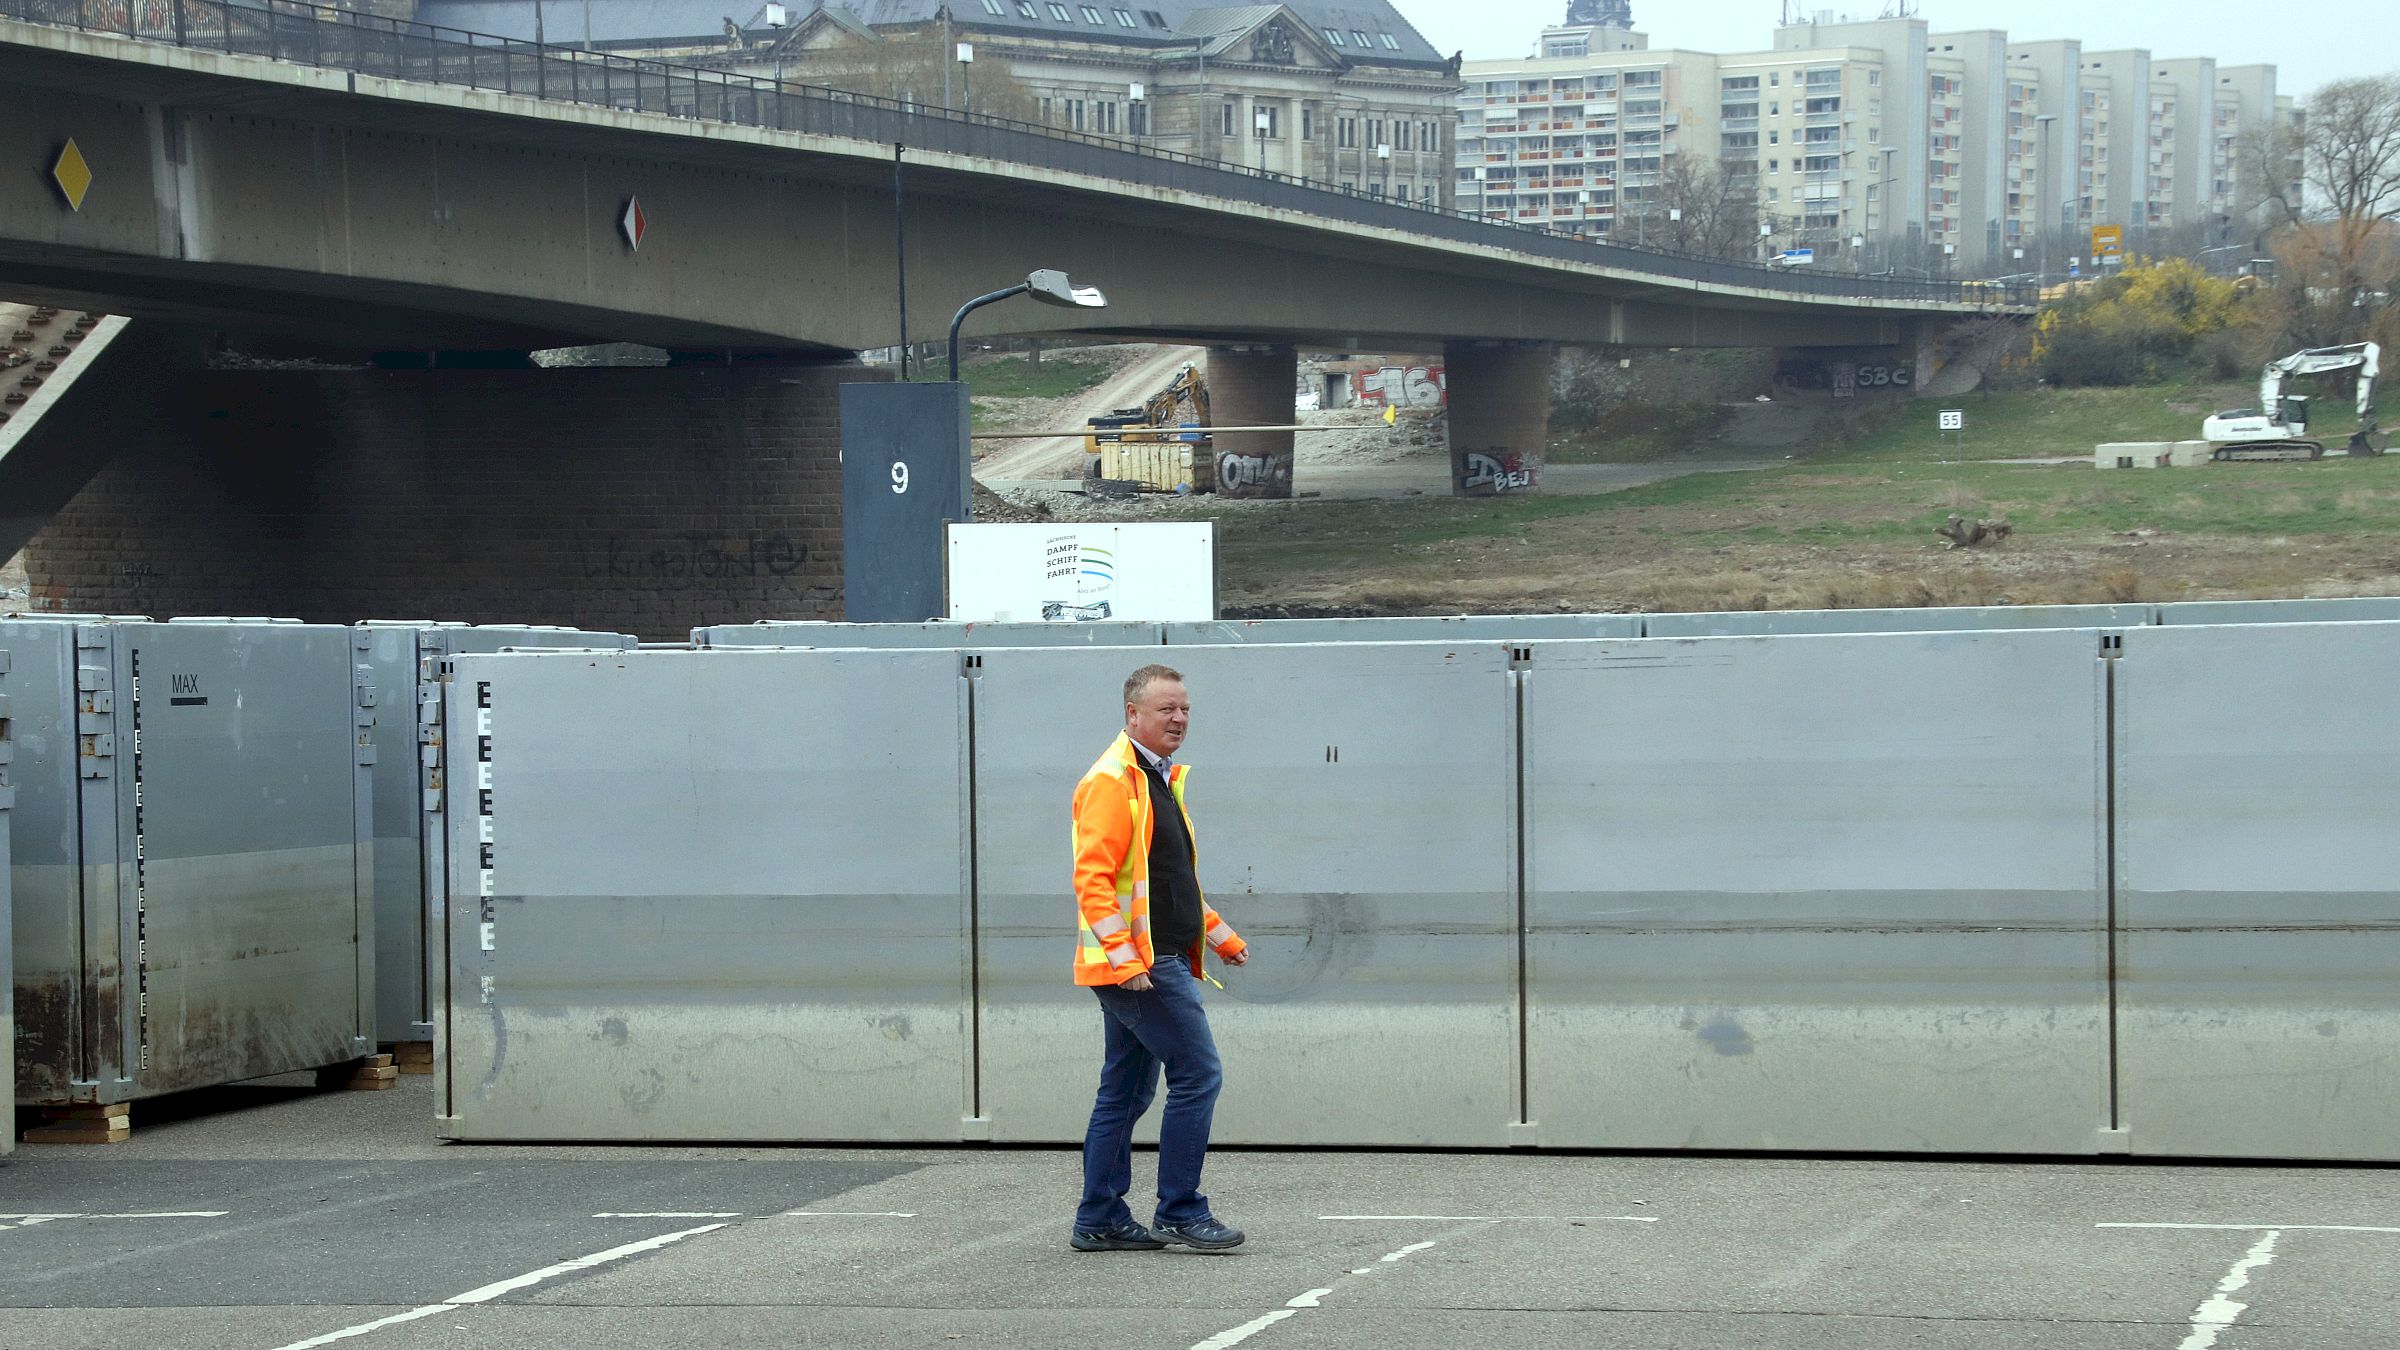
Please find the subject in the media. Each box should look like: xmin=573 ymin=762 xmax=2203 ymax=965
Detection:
xmin=0 ymin=27 xmax=1938 ymax=356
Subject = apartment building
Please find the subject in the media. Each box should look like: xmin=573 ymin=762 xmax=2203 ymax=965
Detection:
xmin=1461 ymin=7 xmax=2287 ymax=273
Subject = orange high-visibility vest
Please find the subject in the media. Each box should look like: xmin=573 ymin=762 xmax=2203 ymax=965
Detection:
xmin=1072 ymin=731 xmax=1247 ymax=986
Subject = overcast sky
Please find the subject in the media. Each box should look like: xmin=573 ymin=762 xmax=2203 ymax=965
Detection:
xmin=1407 ymin=2 xmax=2400 ymax=101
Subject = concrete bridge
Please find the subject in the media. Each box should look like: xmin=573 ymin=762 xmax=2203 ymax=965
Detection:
xmin=0 ymin=0 xmax=2026 ymax=632
xmin=0 ymin=1 xmax=2023 ymax=357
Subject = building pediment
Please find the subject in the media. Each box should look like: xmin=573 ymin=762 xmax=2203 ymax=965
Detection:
xmin=1188 ymin=7 xmax=1345 ymax=71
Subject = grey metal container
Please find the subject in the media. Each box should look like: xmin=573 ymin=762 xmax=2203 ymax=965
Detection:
xmin=1161 ymin=614 xmax=1639 ymax=644
xmin=971 ymin=641 xmax=1524 ymax=1147
xmin=8 ymin=618 xmax=375 ymax=1107
xmin=1640 ymin=602 xmax=2156 ymax=638
xmin=436 ymin=647 xmax=974 ymax=1141
xmin=355 ymin=624 xmax=637 ymax=1046
xmin=0 ymin=641 xmax=13 ymax=1156
xmin=2150 ymin=597 xmax=2400 ymax=626
xmin=694 ymin=620 xmax=1164 ymax=648
xmin=1520 ymin=629 xmax=2114 ymax=1154
xmin=2113 ymin=622 xmax=2400 ymax=1160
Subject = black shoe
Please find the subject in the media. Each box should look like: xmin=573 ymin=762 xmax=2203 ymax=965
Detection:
xmin=1155 ymin=1216 xmax=1245 ymax=1250
xmin=1070 ymin=1221 xmax=1169 ymax=1252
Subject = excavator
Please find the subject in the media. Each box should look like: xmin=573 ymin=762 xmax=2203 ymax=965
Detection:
xmin=2201 ymin=342 xmax=2386 ymax=461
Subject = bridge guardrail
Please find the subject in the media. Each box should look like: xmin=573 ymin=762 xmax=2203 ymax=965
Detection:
xmin=3 ymin=0 xmax=2036 ymax=310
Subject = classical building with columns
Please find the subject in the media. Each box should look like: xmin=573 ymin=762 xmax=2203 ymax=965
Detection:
xmin=412 ymin=0 xmax=1464 ymax=207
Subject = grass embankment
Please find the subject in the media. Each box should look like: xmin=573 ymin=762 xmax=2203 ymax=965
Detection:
xmin=914 ymin=353 xmax=1116 ymax=430
xmin=1211 ymin=380 xmax=2400 ymax=614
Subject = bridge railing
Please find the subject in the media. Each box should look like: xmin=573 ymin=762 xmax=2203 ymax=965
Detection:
xmin=5 ymin=0 xmax=2036 ymax=309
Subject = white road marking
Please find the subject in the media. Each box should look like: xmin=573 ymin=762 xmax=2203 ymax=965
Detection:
xmin=1189 ymin=1309 xmax=1298 ymax=1350
xmin=1190 ymin=1217 xmax=1572 ymax=1350
xmin=2102 ymin=1223 xmax=2400 ymax=1233
xmin=1285 ymin=1288 xmax=1333 ymax=1308
xmin=1757 ymin=1194 xmax=1924 ymax=1292
xmin=0 ymin=1212 xmax=229 ymax=1220
xmin=592 ymin=1212 xmax=742 ymax=1219
xmin=778 ymin=1210 xmax=919 ymax=1218
xmin=264 ymin=1222 xmax=727 ymax=1349
xmin=2175 ymin=1229 xmax=2280 ymax=1350
xmin=0 ymin=1211 xmax=230 ymax=1231
xmin=1319 ymin=1214 xmax=1657 ymax=1223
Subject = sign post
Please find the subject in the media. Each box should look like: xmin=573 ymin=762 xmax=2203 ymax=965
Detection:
xmin=841 ymin=382 xmax=972 ymax=622
xmin=1939 ymin=407 xmax=1966 ymax=454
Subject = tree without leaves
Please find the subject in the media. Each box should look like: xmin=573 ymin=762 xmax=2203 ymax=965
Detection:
xmin=2238 ymin=74 xmax=2400 ymax=348
xmin=1619 ymin=157 xmax=1763 ymax=262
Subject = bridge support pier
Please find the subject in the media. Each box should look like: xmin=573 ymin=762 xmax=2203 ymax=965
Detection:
xmin=1445 ymin=341 xmax=1554 ymax=496
xmin=1208 ymin=344 xmax=1297 ymax=499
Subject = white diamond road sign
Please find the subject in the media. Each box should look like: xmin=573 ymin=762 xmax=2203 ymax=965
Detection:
xmin=620 ymin=196 xmax=648 ymax=252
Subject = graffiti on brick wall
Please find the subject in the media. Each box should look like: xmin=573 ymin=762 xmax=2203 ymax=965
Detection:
xmin=1459 ymin=450 xmax=1535 ymax=494
xmin=1776 ymin=355 xmax=1915 ymax=397
xmin=1216 ymin=452 xmax=1293 ymax=495
xmin=581 ymin=531 xmax=809 ymax=587
xmin=1351 ymin=365 xmax=1448 ymax=409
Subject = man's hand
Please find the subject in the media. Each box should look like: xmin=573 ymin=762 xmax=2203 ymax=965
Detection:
xmin=1122 ymin=973 xmax=1154 ymax=991
xmin=1224 ymin=949 xmax=1249 ymax=967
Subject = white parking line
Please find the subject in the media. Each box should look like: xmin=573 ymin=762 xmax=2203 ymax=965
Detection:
xmin=778 ymin=1210 xmax=919 ymax=1218
xmin=1193 ymin=1214 xmax=1640 ymax=1350
xmin=2101 ymin=1223 xmax=2400 ymax=1233
xmin=264 ymin=1222 xmax=727 ymax=1350
xmin=1319 ymin=1214 xmax=1658 ymax=1223
xmin=592 ymin=1212 xmax=742 ymax=1219
xmin=2176 ymin=1229 xmax=2280 ymax=1350
xmin=0 ymin=1211 xmax=229 ymax=1230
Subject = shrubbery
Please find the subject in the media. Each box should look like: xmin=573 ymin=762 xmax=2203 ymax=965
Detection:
xmin=2031 ymin=258 xmax=2247 ymax=386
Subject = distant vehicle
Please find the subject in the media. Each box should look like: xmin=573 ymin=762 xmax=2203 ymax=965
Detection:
xmin=2201 ymin=342 xmax=2386 ymax=461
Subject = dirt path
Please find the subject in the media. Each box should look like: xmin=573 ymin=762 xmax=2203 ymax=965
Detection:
xmin=974 ymin=345 xmax=1204 ymax=481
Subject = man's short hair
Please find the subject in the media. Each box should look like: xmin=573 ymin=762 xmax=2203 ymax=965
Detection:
xmin=1124 ymin=664 xmax=1184 ymax=708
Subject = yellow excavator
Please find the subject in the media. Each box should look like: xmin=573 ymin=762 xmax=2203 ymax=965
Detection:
xmin=2201 ymin=342 xmax=2385 ymax=461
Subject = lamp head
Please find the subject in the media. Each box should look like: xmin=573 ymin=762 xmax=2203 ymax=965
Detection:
xmin=1025 ymin=269 xmax=1108 ymax=309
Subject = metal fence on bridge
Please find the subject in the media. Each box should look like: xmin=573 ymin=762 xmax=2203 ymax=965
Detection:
xmin=0 ymin=0 xmax=2034 ymax=309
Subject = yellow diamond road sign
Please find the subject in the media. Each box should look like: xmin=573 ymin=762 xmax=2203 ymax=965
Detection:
xmin=52 ymin=138 xmax=93 ymax=212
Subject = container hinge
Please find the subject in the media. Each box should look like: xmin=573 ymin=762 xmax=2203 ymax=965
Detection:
xmin=1508 ymin=644 xmax=1535 ymax=670
xmin=2099 ymin=632 xmax=2125 ymax=659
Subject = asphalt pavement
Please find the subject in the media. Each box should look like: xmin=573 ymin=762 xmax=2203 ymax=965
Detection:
xmin=3 ymin=1075 xmax=2396 ymax=1348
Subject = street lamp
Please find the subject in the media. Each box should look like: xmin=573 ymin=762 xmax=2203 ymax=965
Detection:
xmin=2035 ymin=113 xmax=2057 ymax=281
xmin=948 ymin=269 xmax=1108 ymax=381
xmin=956 ymin=42 xmax=974 ymax=116
xmin=1128 ymin=81 xmax=1146 ymax=140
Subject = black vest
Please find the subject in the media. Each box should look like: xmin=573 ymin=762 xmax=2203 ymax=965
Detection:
xmin=1142 ymin=758 xmax=1204 ymax=957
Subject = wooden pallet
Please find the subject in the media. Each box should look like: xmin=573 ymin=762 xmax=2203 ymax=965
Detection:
xmin=316 ymin=1054 xmax=397 ymax=1091
xmin=22 ymin=1102 xmax=132 ymax=1146
xmin=389 ymin=1042 xmax=435 ymax=1076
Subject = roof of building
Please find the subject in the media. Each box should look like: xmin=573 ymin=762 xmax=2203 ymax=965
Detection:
xmin=410 ymin=0 xmax=1450 ymax=69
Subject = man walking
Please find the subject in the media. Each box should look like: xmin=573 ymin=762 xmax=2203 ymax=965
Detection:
xmin=1069 ymin=663 xmax=1251 ymax=1253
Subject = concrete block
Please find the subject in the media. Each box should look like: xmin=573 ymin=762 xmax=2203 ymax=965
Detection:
xmin=2095 ymin=442 xmax=2172 ymax=469
xmin=2168 ymin=440 xmax=2213 ymax=467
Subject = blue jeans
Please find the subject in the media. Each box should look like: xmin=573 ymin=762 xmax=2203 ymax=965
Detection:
xmin=1076 ymin=952 xmax=1224 ymax=1231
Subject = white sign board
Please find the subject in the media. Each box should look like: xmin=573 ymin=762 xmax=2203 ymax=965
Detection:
xmin=946 ymin=522 xmax=1215 ymax=623
xmin=1939 ymin=409 xmax=1965 ymax=431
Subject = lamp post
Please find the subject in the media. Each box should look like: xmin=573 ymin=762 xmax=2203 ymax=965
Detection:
xmin=957 ymin=41 xmax=974 ymax=116
xmin=2035 ymin=113 xmax=2057 ymax=282
xmin=1128 ymin=81 xmax=1145 ymax=141
xmin=948 ymin=269 xmax=1108 ymax=381
xmin=1255 ymin=107 xmax=1272 ymax=173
